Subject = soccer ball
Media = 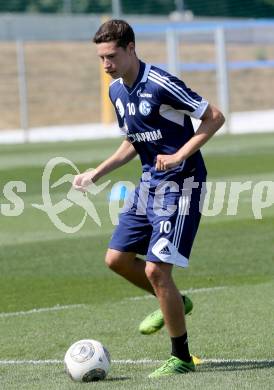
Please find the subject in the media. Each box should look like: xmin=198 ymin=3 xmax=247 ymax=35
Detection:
xmin=64 ymin=339 xmax=111 ymax=382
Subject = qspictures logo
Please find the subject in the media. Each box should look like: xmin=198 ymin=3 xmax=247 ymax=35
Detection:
xmin=32 ymin=157 xmax=110 ymax=234
xmin=1 ymin=157 xmax=274 ymax=233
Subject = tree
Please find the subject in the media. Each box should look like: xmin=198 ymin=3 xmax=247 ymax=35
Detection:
xmin=0 ymin=0 xmax=30 ymax=12
xmin=261 ymin=0 xmax=274 ymax=5
xmin=27 ymin=0 xmax=63 ymax=13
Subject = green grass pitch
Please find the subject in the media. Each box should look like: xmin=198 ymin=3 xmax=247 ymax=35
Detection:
xmin=0 ymin=133 xmax=273 ymax=389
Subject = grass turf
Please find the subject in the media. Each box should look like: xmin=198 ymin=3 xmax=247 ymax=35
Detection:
xmin=0 ymin=133 xmax=273 ymax=389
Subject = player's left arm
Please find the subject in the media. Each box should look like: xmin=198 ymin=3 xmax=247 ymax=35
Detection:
xmin=156 ymin=104 xmax=225 ymax=171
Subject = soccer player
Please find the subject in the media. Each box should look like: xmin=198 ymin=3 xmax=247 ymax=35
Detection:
xmin=73 ymin=19 xmax=225 ymax=377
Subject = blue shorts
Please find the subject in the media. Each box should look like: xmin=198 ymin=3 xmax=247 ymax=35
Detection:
xmin=109 ymin=175 xmax=206 ymax=268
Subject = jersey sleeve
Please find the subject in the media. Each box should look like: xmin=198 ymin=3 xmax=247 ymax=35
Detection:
xmin=155 ymin=73 xmax=208 ymax=119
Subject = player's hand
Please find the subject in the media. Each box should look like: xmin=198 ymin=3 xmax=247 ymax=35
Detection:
xmin=155 ymin=153 xmax=183 ymax=171
xmin=73 ymin=170 xmax=98 ymax=192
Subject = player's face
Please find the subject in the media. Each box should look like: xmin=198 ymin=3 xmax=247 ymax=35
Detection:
xmin=96 ymin=41 xmax=135 ymax=79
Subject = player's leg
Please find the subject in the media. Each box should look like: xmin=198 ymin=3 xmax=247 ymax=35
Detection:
xmin=139 ymin=178 xmax=204 ymax=336
xmin=105 ymin=249 xmax=154 ymax=294
xmin=106 ymin=193 xmax=156 ymax=294
xmin=105 ymin=248 xmax=193 ymax=317
xmin=144 ymin=179 xmax=204 ymax=376
xmin=145 ymin=261 xmax=186 ymax=336
xmin=106 ymin=184 xmax=192 ymax=333
xmin=139 ymin=294 xmax=192 ymax=335
xmin=145 ymin=261 xmax=195 ymax=377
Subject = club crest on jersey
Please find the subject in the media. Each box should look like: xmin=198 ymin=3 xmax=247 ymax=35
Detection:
xmin=139 ymin=100 xmax=152 ymax=116
xmin=115 ymin=98 xmax=125 ymax=118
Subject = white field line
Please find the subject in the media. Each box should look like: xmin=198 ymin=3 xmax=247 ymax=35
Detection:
xmin=0 ymin=304 xmax=86 ymax=318
xmin=125 ymin=286 xmax=227 ymax=301
xmin=113 ymin=358 xmax=274 ymax=365
xmin=0 ymin=228 xmax=113 ymax=248
xmin=0 ymin=287 xmax=226 ymax=318
xmin=0 ymin=358 xmax=273 ymax=365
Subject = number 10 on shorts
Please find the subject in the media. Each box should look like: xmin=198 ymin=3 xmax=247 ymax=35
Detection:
xmin=159 ymin=220 xmax=171 ymax=234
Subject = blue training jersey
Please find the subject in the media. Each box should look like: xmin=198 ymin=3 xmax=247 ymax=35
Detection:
xmin=109 ymin=61 xmax=208 ymax=186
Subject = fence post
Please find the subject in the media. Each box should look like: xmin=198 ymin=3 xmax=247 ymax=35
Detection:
xmin=16 ymin=40 xmax=29 ymax=142
xmin=112 ymin=0 xmax=122 ymax=17
xmin=175 ymin=0 xmax=185 ymax=12
xmin=166 ymin=28 xmax=179 ymax=77
xmin=99 ymin=16 xmax=114 ymax=124
xmin=215 ymin=28 xmax=230 ymax=133
xmin=63 ymin=0 xmax=72 ymax=13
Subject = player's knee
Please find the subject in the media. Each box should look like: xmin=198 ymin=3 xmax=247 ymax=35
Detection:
xmin=105 ymin=251 xmax=120 ymax=271
xmin=145 ymin=262 xmax=169 ymax=289
xmin=104 ymin=249 xmax=128 ymax=273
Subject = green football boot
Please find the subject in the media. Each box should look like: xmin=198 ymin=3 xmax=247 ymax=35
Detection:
xmin=139 ymin=295 xmax=193 ymax=335
xmin=148 ymin=356 xmax=195 ymax=378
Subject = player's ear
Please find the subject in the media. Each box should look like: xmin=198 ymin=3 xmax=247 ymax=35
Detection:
xmin=127 ymin=42 xmax=135 ymax=55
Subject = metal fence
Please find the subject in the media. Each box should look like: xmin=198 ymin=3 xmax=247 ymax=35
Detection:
xmin=0 ymin=15 xmax=274 ymax=136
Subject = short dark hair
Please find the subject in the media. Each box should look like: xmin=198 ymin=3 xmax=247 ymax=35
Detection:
xmin=93 ymin=19 xmax=135 ymax=49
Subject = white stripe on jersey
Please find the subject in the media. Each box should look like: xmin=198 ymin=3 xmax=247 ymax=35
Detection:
xmin=173 ymin=196 xmax=184 ymax=248
xmin=172 ymin=195 xmax=189 ymax=248
xmin=175 ymin=196 xmax=190 ymax=248
xmin=109 ymin=77 xmax=122 ymax=87
xmin=159 ymin=104 xmax=185 ymax=126
xmin=149 ymin=69 xmax=200 ymax=108
xmin=141 ymin=64 xmax=151 ymax=83
xmin=148 ymin=74 xmax=197 ymax=111
xmin=150 ymin=69 xmax=200 ymax=107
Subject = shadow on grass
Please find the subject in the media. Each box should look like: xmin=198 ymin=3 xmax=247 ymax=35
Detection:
xmin=106 ymin=376 xmax=131 ymax=382
xmin=199 ymin=360 xmax=274 ymax=372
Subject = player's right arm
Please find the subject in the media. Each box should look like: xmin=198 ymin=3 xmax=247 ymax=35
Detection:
xmin=73 ymin=139 xmax=136 ymax=191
